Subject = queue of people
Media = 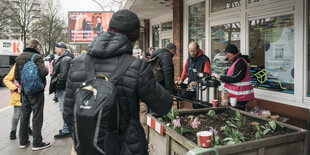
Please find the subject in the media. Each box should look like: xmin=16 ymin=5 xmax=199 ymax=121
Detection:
xmin=1 ymin=9 xmax=254 ymax=155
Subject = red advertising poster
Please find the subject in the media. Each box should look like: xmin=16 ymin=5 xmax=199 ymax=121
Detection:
xmin=69 ymin=12 xmax=113 ymax=44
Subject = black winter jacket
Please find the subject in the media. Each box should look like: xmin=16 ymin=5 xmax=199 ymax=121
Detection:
xmin=150 ymin=48 xmax=175 ymax=93
xmin=63 ymin=31 xmax=172 ymax=155
xmin=14 ymin=48 xmax=48 ymax=86
xmin=49 ymin=51 xmax=73 ymax=93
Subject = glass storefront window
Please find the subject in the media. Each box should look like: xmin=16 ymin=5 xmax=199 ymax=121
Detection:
xmin=162 ymin=38 xmax=172 ymax=48
xmin=188 ymin=2 xmax=205 ymax=51
xmin=152 ymin=24 xmax=159 ymax=49
xmin=162 ymin=21 xmax=172 ymax=31
xmin=211 ymin=22 xmax=240 ymax=75
xmin=211 ymin=0 xmax=241 ymax=13
xmin=249 ymin=14 xmax=294 ymax=94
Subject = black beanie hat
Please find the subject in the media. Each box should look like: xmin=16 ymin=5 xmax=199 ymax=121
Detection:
xmin=224 ymin=44 xmax=239 ymax=54
xmin=108 ymin=9 xmax=140 ymax=41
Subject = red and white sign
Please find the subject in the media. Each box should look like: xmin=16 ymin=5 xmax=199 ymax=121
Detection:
xmin=0 ymin=40 xmax=23 ymax=55
xmin=147 ymin=115 xmax=164 ymax=135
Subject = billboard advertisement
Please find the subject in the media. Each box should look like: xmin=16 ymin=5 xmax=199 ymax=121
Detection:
xmin=0 ymin=40 xmax=23 ymax=55
xmin=68 ymin=12 xmax=113 ymax=44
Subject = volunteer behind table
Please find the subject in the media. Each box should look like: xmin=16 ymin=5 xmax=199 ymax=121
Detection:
xmin=212 ymin=44 xmax=254 ymax=111
xmin=175 ymin=42 xmax=211 ymax=109
xmin=176 ymin=42 xmax=211 ymax=86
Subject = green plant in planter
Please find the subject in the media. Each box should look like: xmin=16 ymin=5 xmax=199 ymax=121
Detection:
xmin=254 ymin=121 xmax=277 ymax=139
xmin=207 ymin=110 xmax=216 ymax=120
xmin=172 ymin=116 xmax=193 ymax=135
xmin=254 ymin=125 xmax=262 ymax=139
xmin=226 ymin=111 xmax=243 ymax=129
xmin=209 ymin=127 xmax=220 ymax=147
xmin=159 ymin=107 xmax=179 ymax=124
xmin=191 ymin=117 xmax=201 ymax=134
xmin=223 ymin=126 xmax=245 ymax=145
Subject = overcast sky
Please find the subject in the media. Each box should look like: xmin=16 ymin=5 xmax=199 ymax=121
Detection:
xmin=57 ymin=0 xmax=104 ymax=20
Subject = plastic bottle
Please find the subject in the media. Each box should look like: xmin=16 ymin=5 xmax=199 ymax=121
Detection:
xmin=221 ymin=89 xmax=228 ymax=107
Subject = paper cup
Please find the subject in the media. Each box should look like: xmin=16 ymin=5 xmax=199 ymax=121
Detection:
xmin=197 ymin=131 xmax=212 ymax=148
xmin=212 ymin=100 xmax=218 ymax=107
xmin=230 ymin=98 xmax=237 ymax=107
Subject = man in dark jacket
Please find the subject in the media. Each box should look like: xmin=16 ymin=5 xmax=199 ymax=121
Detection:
xmin=212 ymin=44 xmax=255 ymax=110
xmin=14 ymin=38 xmax=50 ymax=150
xmin=176 ymin=42 xmax=211 ymax=85
xmin=150 ymin=43 xmax=176 ymax=93
xmin=63 ymin=9 xmax=172 ymax=155
xmin=49 ymin=42 xmax=73 ymax=138
xmin=176 ymin=42 xmax=211 ymax=109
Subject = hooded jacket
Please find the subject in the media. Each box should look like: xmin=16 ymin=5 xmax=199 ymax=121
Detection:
xmin=63 ymin=31 xmax=172 ymax=155
xmin=150 ymin=48 xmax=174 ymax=93
xmin=3 ymin=65 xmax=22 ymax=106
xmin=49 ymin=50 xmax=74 ymax=93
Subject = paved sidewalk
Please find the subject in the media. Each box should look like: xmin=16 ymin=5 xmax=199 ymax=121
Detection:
xmin=0 ymin=92 xmax=73 ymax=155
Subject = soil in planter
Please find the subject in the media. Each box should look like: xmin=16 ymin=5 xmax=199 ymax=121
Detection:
xmin=160 ymin=108 xmax=297 ymax=146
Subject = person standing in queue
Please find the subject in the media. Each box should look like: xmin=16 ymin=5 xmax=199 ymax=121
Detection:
xmin=212 ymin=44 xmax=254 ymax=111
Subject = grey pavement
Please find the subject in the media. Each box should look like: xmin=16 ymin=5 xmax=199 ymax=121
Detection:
xmin=0 ymin=92 xmax=73 ymax=155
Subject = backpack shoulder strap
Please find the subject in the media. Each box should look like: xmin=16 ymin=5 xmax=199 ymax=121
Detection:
xmin=109 ymin=54 xmax=135 ymax=85
xmin=31 ymin=53 xmax=37 ymax=62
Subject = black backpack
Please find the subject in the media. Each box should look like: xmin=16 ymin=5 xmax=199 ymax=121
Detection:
xmin=146 ymin=56 xmax=163 ymax=82
xmin=73 ymin=54 xmax=135 ymax=155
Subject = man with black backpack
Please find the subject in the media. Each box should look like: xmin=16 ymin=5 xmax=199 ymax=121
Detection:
xmin=63 ymin=9 xmax=172 ymax=155
xmin=14 ymin=38 xmax=50 ymax=151
xmin=149 ymin=43 xmax=176 ymax=94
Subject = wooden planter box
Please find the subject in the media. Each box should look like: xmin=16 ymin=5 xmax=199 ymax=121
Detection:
xmin=146 ymin=107 xmax=310 ymax=155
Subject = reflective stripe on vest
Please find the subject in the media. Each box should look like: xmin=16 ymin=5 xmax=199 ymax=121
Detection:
xmin=49 ymin=60 xmax=54 ymax=75
xmin=224 ymin=57 xmax=254 ymax=101
xmin=228 ymin=81 xmax=252 ymax=86
xmin=226 ymin=88 xmax=254 ymax=95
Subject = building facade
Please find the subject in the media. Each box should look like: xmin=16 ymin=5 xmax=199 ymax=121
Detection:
xmin=121 ymin=0 xmax=310 ymax=128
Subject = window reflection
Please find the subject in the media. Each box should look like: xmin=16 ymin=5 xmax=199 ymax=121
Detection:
xmin=249 ymin=15 xmax=294 ymax=94
xmin=188 ymin=2 xmax=205 ymax=51
xmin=211 ymin=0 xmax=241 ymax=13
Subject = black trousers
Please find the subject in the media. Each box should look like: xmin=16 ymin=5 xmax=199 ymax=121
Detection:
xmin=19 ymin=91 xmax=44 ymax=147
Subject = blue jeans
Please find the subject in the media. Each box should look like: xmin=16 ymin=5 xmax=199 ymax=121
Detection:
xmin=56 ymin=90 xmax=69 ymax=134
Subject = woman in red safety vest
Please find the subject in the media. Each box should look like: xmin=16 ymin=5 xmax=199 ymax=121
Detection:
xmin=212 ymin=44 xmax=254 ymax=110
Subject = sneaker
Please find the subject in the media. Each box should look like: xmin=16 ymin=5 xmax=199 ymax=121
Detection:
xmin=32 ymin=142 xmax=51 ymax=151
xmin=28 ymin=128 xmax=33 ymax=135
xmin=10 ymin=130 xmax=16 ymax=140
xmin=20 ymin=140 xmax=31 ymax=149
xmin=54 ymin=131 xmax=70 ymax=139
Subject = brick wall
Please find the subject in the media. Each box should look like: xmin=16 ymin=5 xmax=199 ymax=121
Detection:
xmin=173 ymin=0 xmax=183 ymax=80
xmin=144 ymin=19 xmax=150 ymax=54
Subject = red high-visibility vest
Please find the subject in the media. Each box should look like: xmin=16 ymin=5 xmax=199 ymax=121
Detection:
xmin=224 ymin=58 xmax=255 ymax=101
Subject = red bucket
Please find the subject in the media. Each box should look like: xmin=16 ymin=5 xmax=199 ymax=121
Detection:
xmin=197 ymin=131 xmax=212 ymax=148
